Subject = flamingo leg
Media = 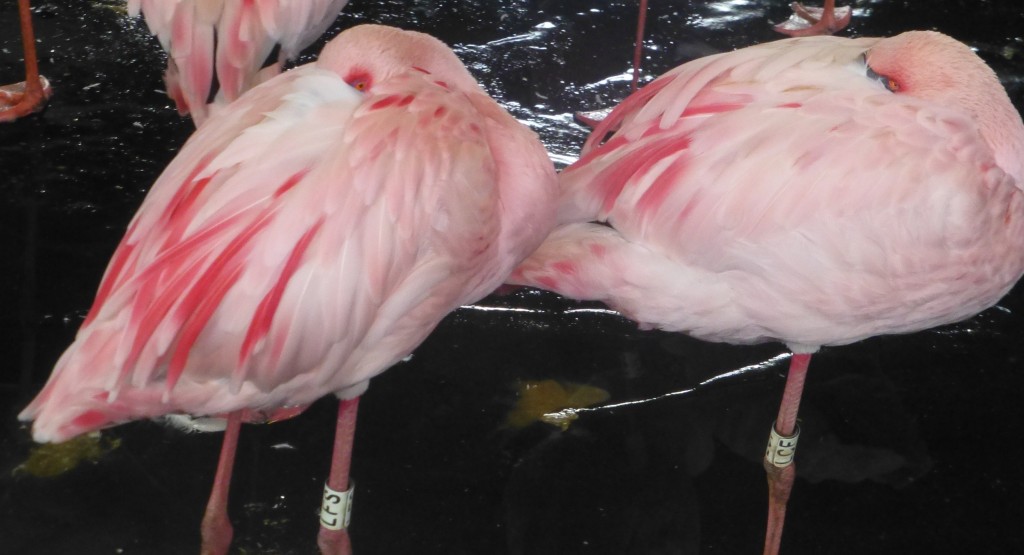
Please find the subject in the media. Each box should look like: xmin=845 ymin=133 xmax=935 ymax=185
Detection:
xmin=317 ymin=397 xmax=360 ymax=555
xmin=631 ymin=0 xmax=648 ymax=92
xmin=773 ymin=0 xmax=852 ymax=37
xmin=0 ymin=0 xmax=52 ymax=123
xmin=200 ymin=411 xmax=242 ymax=555
xmin=762 ymin=353 xmax=812 ymax=555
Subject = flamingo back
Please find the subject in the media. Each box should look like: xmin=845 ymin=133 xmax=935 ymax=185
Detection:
xmin=21 ymin=25 xmax=557 ymax=443
xmin=513 ymin=33 xmax=1024 ymax=349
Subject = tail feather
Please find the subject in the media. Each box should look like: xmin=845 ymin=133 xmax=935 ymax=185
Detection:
xmin=18 ymin=321 xmax=311 ymax=444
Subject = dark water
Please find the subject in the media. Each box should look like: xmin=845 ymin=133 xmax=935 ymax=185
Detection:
xmin=2 ymin=1 xmax=1024 ymax=554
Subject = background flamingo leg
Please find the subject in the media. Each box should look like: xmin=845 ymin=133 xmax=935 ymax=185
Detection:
xmin=199 ymin=411 xmax=242 ymax=555
xmin=773 ymin=0 xmax=852 ymax=37
xmin=631 ymin=0 xmax=648 ymax=92
xmin=317 ymin=397 xmax=360 ymax=555
xmin=761 ymin=353 xmax=812 ymax=555
xmin=0 ymin=0 xmax=51 ymax=122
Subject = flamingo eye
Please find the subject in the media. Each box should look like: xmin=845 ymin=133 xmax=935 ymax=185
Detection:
xmin=866 ymin=65 xmax=899 ymax=92
xmin=344 ymin=69 xmax=373 ymax=92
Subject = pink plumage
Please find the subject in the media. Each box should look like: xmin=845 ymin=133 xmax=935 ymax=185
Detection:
xmin=23 ymin=22 xmax=556 ymax=440
xmin=511 ymin=31 xmax=1024 ymax=555
xmin=19 ymin=24 xmax=556 ymax=554
xmin=518 ymin=31 xmax=1024 ymax=347
xmin=128 ymin=0 xmax=350 ymax=125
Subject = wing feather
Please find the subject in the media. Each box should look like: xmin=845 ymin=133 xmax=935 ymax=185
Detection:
xmin=23 ymin=65 xmax=505 ymax=442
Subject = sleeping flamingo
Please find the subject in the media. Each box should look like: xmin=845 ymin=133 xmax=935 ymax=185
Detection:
xmin=0 ymin=0 xmax=52 ymax=122
xmin=510 ymin=31 xmax=1024 ymax=555
xmin=19 ymin=23 xmax=557 ymax=555
xmin=129 ymin=0 xmax=350 ymax=125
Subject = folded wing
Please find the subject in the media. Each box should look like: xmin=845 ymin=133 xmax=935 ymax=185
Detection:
xmin=22 ymin=64 xmax=505 ymax=442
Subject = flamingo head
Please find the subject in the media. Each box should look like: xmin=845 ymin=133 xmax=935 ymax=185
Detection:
xmin=316 ymin=24 xmax=481 ymax=96
xmin=866 ymin=31 xmax=1024 ymax=184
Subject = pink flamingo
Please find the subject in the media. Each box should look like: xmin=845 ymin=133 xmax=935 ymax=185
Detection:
xmin=129 ymin=0 xmax=350 ymax=125
xmin=0 ymin=0 xmax=52 ymax=122
xmin=510 ymin=31 xmax=1024 ymax=555
xmin=19 ymin=23 xmax=557 ymax=555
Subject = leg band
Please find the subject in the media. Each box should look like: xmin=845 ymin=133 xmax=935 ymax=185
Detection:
xmin=320 ymin=482 xmax=355 ymax=531
xmin=765 ymin=422 xmax=800 ymax=468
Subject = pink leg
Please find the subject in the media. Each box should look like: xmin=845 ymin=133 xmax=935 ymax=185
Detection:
xmin=0 ymin=0 xmax=52 ymax=123
xmin=631 ymin=0 xmax=648 ymax=91
xmin=762 ymin=353 xmax=812 ymax=555
xmin=773 ymin=0 xmax=852 ymax=37
xmin=200 ymin=411 xmax=242 ymax=555
xmin=317 ymin=397 xmax=360 ymax=555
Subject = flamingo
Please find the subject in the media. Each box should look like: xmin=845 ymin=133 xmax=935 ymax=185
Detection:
xmin=0 ymin=0 xmax=52 ymax=122
xmin=129 ymin=0 xmax=350 ymax=126
xmin=18 ymin=23 xmax=557 ymax=555
xmin=510 ymin=31 xmax=1024 ymax=555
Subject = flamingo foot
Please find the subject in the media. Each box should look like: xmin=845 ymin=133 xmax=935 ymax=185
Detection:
xmin=317 ymin=397 xmax=360 ymax=555
xmin=199 ymin=411 xmax=241 ymax=555
xmin=574 ymin=108 xmax=614 ymax=129
xmin=0 ymin=75 xmax=51 ymax=123
xmin=773 ymin=1 xmax=852 ymax=37
xmin=762 ymin=459 xmax=797 ymax=555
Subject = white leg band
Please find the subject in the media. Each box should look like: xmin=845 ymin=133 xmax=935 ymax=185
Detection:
xmin=765 ymin=422 xmax=800 ymax=468
xmin=320 ymin=482 xmax=354 ymax=531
